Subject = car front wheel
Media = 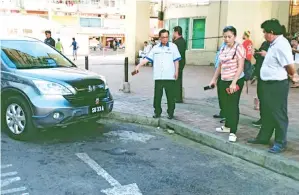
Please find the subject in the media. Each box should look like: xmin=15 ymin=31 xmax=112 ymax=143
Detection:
xmin=2 ymin=96 xmax=37 ymax=140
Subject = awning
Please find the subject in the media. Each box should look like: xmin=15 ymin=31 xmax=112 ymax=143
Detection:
xmin=103 ymin=34 xmax=125 ymax=37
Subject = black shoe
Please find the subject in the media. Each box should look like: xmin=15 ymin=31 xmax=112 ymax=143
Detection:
xmin=153 ymin=114 xmax=161 ymax=119
xmin=220 ymin=118 xmax=226 ymax=123
xmin=247 ymin=138 xmax=269 ymax=145
xmin=252 ymin=119 xmax=262 ymax=127
xmin=167 ymin=114 xmax=174 ymax=120
xmin=213 ymin=114 xmax=223 ymax=119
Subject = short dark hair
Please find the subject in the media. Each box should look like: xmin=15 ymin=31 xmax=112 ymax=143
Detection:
xmin=223 ymin=26 xmax=237 ymax=36
xmin=45 ymin=30 xmax=51 ymax=34
xmin=72 ymin=38 xmax=75 ymax=41
xmin=159 ymin=29 xmax=169 ymax=37
xmin=173 ymin=26 xmax=182 ymax=36
xmin=144 ymin=41 xmax=148 ymax=44
xmin=261 ymin=19 xmax=283 ymax=35
xmin=292 ymin=38 xmax=298 ymax=42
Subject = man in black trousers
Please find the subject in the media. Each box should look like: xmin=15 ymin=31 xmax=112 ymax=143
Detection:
xmin=173 ymin=26 xmax=187 ymax=103
xmin=248 ymin=19 xmax=299 ymax=153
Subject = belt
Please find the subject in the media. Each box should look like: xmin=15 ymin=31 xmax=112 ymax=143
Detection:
xmin=262 ymin=79 xmax=288 ymax=84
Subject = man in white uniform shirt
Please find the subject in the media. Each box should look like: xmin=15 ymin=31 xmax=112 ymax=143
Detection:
xmin=248 ymin=19 xmax=299 ymax=153
xmin=135 ymin=29 xmax=181 ymax=119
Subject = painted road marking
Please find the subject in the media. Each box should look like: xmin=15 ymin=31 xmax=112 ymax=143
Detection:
xmin=1 ymin=177 xmax=21 ymax=188
xmin=76 ymin=153 xmax=142 ymax=195
xmin=1 ymin=165 xmax=12 ymax=169
xmin=1 ymin=172 xmax=18 ymax=177
xmin=0 ymin=164 xmax=28 ymax=195
xmin=1 ymin=187 xmax=27 ymax=195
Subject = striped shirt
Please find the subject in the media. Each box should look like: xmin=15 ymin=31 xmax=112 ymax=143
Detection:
xmin=219 ymin=43 xmax=246 ymax=81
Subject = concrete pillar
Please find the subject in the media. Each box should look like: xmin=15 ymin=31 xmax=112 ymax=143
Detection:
xmin=125 ymin=0 xmax=150 ymax=64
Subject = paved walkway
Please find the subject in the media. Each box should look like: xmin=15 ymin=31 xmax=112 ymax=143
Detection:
xmin=75 ymin=59 xmax=299 ymax=162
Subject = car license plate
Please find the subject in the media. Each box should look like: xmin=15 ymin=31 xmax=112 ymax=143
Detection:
xmin=91 ymin=105 xmax=105 ymax=114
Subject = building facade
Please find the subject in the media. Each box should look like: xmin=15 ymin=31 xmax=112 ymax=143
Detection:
xmin=163 ymin=0 xmax=294 ymax=66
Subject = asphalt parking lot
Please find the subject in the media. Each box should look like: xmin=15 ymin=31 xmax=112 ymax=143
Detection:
xmin=1 ymin=120 xmax=299 ymax=195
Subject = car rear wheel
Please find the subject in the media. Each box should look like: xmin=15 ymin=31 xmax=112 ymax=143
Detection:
xmin=2 ymin=96 xmax=37 ymax=140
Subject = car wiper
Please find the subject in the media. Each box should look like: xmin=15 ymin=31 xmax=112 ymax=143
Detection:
xmin=17 ymin=66 xmax=57 ymax=69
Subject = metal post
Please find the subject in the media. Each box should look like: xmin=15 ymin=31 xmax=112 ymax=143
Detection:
xmin=124 ymin=57 xmax=128 ymax=82
xmin=85 ymin=56 xmax=88 ymax=70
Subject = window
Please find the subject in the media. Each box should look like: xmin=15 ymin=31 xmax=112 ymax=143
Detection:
xmin=168 ymin=19 xmax=177 ymax=42
xmin=192 ymin=18 xmax=206 ymax=49
xmin=1 ymin=40 xmax=73 ymax=69
xmin=80 ymin=18 xmax=101 ymax=27
xmin=178 ymin=18 xmax=190 ymax=49
xmin=164 ymin=17 xmax=205 ymax=50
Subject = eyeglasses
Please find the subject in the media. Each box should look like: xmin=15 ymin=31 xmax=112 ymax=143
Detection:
xmin=223 ymin=26 xmax=234 ymax=31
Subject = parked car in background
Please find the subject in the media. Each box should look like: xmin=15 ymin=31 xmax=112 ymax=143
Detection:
xmin=1 ymin=36 xmax=114 ymax=140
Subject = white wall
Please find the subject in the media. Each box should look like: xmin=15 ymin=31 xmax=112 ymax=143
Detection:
xmin=163 ymin=1 xmax=290 ymax=66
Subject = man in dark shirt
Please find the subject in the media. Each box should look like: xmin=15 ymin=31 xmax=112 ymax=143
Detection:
xmin=44 ymin=30 xmax=55 ymax=48
xmin=173 ymin=26 xmax=187 ymax=103
xmin=252 ymin=40 xmax=270 ymax=127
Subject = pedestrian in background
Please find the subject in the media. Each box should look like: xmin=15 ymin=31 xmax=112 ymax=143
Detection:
xmin=135 ymin=29 xmax=181 ymax=119
xmin=70 ymin=37 xmax=78 ymax=61
xmin=209 ymin=26 xmax=246 ymax=142
xmin=213 ymin=42 xmax=226 ymax=123
xmin=55 ymin=38 xmax=64 ymax=53
xmin=173 ymin=26 xmax=187 ymax=103
xmin=248 ymin=19 xmax=299 ymax=153
xmin=44 ymin=30 xmax=55 ymax=48
xmin=242 ymin=30 xmax=254 ymax=84
xmin=291 ymin=38 xmax=299 ymax=88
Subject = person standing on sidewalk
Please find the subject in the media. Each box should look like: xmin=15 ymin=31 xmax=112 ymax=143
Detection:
xmin=251 ymin=40 xmax=270 ymax=127
xmin=213 ymin=42 xmax=226 ymax=123
xmin=173 ymin=26 xmax=187 ymax=103
xmin=135 ymin=29 xmax=181 ymax=119
xmin=70 ymin=38 xmax=78 ymax=61
xmin=44 ymin=30 xmax=55 ymax=48
xmin=291 ymin=38 xmax=299 ymax=88
xmin=55 ymin=38 xmax=64 ymax=53
xmin=209 ymin=26 xmax=246 ymax=142
xmin=248 ymin=19 xmax=299 ymax=153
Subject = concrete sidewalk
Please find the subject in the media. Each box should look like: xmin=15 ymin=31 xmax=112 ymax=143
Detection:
xmin=74 ymin=60 xmax=299 ymax=180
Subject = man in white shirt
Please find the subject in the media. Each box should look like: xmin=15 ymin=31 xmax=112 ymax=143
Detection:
xmin=248 ymin=19 xmax=299 ymax=153
xmin=291 ymin=38 xmax=299 ymax=88
xmin=139 ymin=41 xmax=152 ymax=58
xmin=135 ymin=29 xmax=181 ymax=119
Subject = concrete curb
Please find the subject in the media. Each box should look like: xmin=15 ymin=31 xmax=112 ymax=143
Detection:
xmin=102 ymin=111 xmax=299 ymax=181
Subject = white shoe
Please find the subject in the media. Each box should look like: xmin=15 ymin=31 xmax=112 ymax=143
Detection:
xmin=216 ymin=126 xmax=230 ymax=133
xmin=229 ymin=133 xmax=237 ymax=142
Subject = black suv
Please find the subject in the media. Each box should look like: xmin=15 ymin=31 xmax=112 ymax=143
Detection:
xmin=1 ymin=37 xmax=114 ymax=140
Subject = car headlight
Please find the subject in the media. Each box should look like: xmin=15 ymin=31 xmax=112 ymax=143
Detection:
xmin=33 ymin=80 xmax=73 ymax=95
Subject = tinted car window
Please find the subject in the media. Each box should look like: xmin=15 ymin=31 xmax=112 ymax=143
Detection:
xmin=0 ymin=40 xmax=74 ymax=69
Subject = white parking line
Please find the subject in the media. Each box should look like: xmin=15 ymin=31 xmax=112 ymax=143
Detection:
xmin=1 ymin=177 xmax=21 ymax=188
xmin=1 ymin=165 xmax=12 ymax=169
xmin=1 ymin=172 xmax=18 ymax=177
xmin=76 ymin=153 xmax=121 ymax=187
xmin=76 ymin=153 xmax=142 ymax=195
xmin=1 ymin=164 xmax=28 ymax=195
xmin=1 ymin=187 xmax=27 ymax=194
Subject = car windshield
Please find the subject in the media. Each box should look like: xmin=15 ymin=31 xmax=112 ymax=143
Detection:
xmin=0 ymin=40 xmax=74 ymax=69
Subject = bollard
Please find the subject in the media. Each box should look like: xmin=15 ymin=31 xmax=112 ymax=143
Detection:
xmin=85 ymin=56 xmax=88 ymax=70
xmin=122 ymin=57 xmax=130 ymax=93
xmin=124 ymin=57 xmax=128 ymax=82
